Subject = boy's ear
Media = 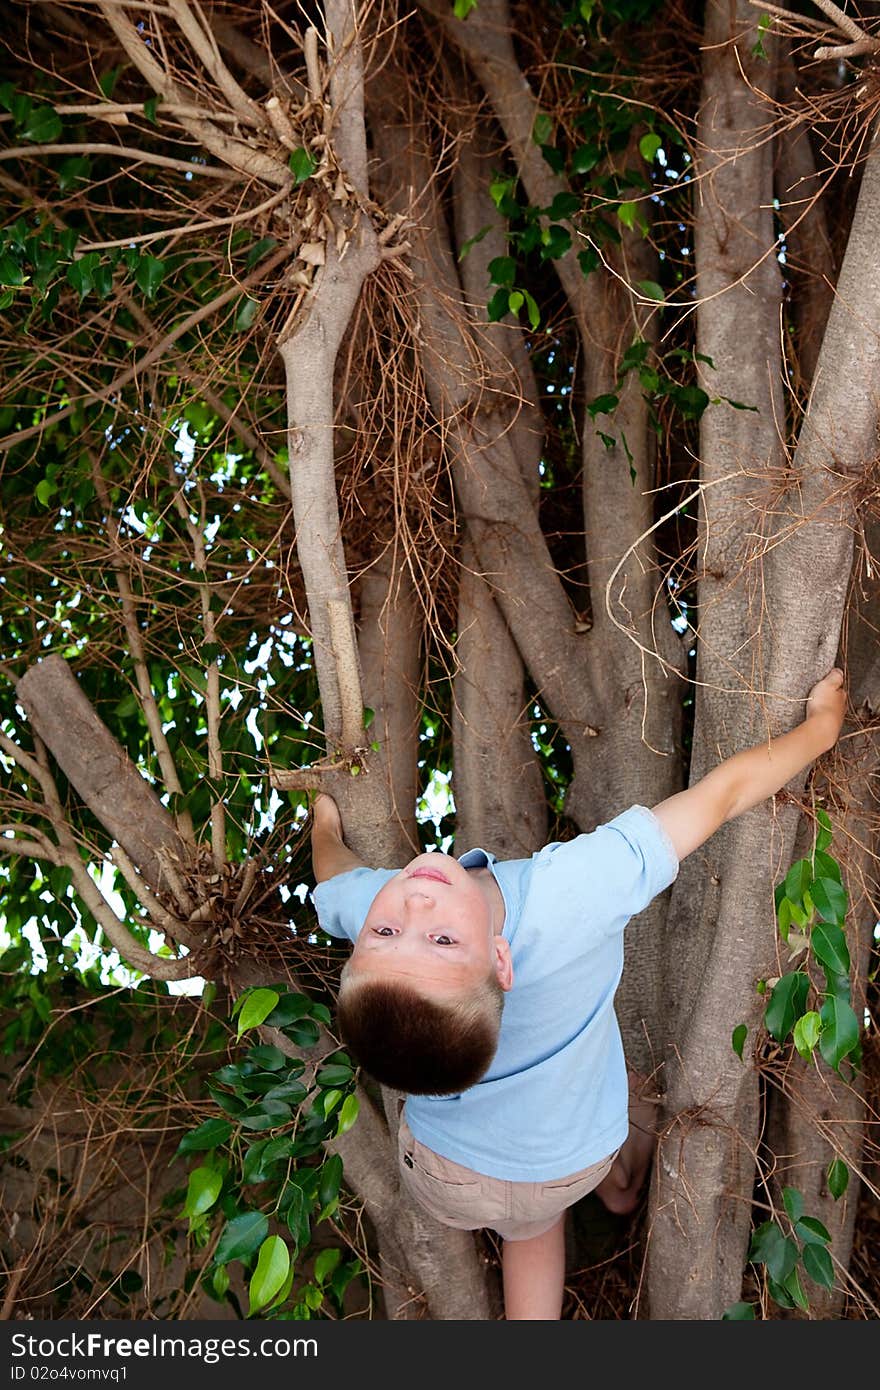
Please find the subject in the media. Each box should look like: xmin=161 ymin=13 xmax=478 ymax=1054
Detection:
xmin=493 ymin=937 xmax=514 ymax=992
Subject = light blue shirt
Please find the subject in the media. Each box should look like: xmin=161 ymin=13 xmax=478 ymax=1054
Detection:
xmin=311 ymin=804 xmax=679 ymax=1181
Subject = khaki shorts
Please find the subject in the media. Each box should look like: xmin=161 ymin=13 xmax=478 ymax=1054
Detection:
xmin=397 ymin=1117 xmax=619 ymax=1241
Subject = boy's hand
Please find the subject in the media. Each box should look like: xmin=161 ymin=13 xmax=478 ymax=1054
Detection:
xmin=313 ymin=792 xmax=343 ymax=841
xmin=805 ymin=667 xmax=846 ymax=749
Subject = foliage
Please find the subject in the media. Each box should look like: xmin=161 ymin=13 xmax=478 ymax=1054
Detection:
xmin=175 ymin=985 xmax=364 ymax=1319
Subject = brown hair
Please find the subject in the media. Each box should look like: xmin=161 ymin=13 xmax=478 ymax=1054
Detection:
xmin=335 ymin=966 xmax=504 ymax=1095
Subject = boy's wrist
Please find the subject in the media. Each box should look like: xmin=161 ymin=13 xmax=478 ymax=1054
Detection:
xmin=805 ymin=709 xmax=841 ymax=754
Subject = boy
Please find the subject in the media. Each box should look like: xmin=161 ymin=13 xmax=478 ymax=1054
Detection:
xmin=310 ymin=667 xmax=847 ymax=1319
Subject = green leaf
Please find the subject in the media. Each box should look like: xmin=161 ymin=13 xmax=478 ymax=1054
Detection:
xmin=315 ymin=1247 xmax=342 ymax=1285
xmin=639 ymin=132 xmax=662 ymax=163
xmin=811 ymin=849 xmax=841 ymax=884
xmin=238 ymin=1100 xmax=292 ymax=1131
xmin=336 ymin=1093 xmax=359 ymax=1135
xmin=815 ymin=809 xmax=833 ymax=853
xmin=782 ymin=1186 xmax=804 ymax=1224
xmin=781 ymin=1265 xmax=809 ymax=1312
xmin=264 ymin=995 xmax=312 ymax=1029
xmin=617 ymin=201 xmax=639 ymax=230
xmin=818 ymin=995 xmax=860 ymax=1072
xmin=811 ymin=876 xmax=848 ymax=926
xmin=827 ymin=1159 xmax=849 ymax=1200
xmin=792 ymin=1010 xmax=821 ymax=1059
xmin=748 ymin=1221 xmax=797 ymax=1285
xmin=763 ymin=971 xmax=810 ymax=1044
xmin=244 ymin=236 xmax=278 ymax=269
xmin=532 ymin=113 xmax=553 ymax=146
xmin=546 ymin=192 xmax=581 ymax=220
xmin=0 ymin=253 xmax=26 ymax=287
xmin=214 ymin=1211 xmax=269 ymax=1265
xmin=58 ymin=156 xmax=91 ymax=192
xmin=488 ymin=255 xmax=516 ymax=287
xmin=99 ymin=68 xmax=120 ymax=99
xmin=176 ymin=1118 xmax=233 ymax=1154
xmin=35 ymin=479 xmax=55 ymax=507
xmin=810 ymin=920 xmax=850 ymax=976
xmin=316 ymin=1063 xmax=354 ymax=1088
xmin=507 ymin=290 xmax=524 ymax=313
xmin=795 ymin=1215 xmax=831 ymax=1245
xmin=802 ymin=1241 xmax=834 ymax=1289
xmin=578 ymin=248 xmax=599 ymax=278
xmin=586 ymin=393 xmax=619 ymax=419
xmin=571 ymin=143 xmax=601 ymax=175
xmin=457 ymin=224 xmax=491 ymax=261
xmin=777 ymin=896 xmax=793 ymax=942
xmin=244 ymin=1043 xmax=289 ymax=1070
xmin=283 ymin=1018 xmax=320 ymax=1048
xmin=288 ymin=148 xmax=316 ymax=184
xmin=235 ymin=296 xmax=259 ymax=331
xmin=783 ymin=858 xmax=812 ymax=906
xmin=134 ymin=255 xmax=166 ymax=301
xmin=248 ymin=1235 xmax=290 ymax=1314
xmin=22 ymin=106 xmax=63 ymax=143
xmin=183 ymin=1166 xmax=223 ymax=1218
xmin=721 ymin=1302 xmax=756 ymax=1320
xmin=318 ymin=1153 xmax=344 ymax=1211
xmin=67 ymin=252 xmax=101 ymax=300
xmin=453 ymin=0 xmax=478 ymax=17
xmin=236 ymin=988 xmax=280 ymax=1038
xmin=143 ymin=96 xmax=159 ymax=125
xmin=486 ymin=286 xmax=510 ymax=322
xmin=731 ymin=1024 xmax=747 ymax=1061
xmin=521 ymin=288 xmax=540 ymax=330
xmin=637 ymin=279 xmax=664 ymax=302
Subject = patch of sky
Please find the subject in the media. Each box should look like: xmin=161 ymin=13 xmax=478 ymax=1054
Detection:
xmin=416 ymin=768 xmax=454 ymax=853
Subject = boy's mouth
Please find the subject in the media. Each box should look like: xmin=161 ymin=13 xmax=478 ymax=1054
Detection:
xmin=408 ymin=866 xmax=451 ymax=885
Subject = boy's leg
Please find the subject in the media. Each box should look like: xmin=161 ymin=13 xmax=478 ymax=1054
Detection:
xmin=501 ymin=1215 xmax=566 ymax=1320
xmin=594 ymin=1069 xmax=659 ymax=1216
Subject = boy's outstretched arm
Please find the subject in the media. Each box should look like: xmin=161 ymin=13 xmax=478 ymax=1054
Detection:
xmin=311 ymin=793 xmax=367 ymax=883
xmin=650 ymin=668 xmax=847 ymax=863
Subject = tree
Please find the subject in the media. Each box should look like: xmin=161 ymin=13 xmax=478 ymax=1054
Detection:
xmin=0 ymin=0 xmax=877 ymax=1320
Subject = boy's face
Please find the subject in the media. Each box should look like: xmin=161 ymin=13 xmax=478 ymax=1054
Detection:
xmin=346 ymin=852 xmax=513 ymax=999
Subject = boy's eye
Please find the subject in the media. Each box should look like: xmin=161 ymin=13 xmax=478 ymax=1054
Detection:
xmin=432 ymin=935 xmax=455 ymax=946
xmin=373 ymin=927 xmax=395 ymax=937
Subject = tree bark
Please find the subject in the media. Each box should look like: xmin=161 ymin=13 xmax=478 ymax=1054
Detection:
xmin=649 ymin=109 xmax=880 ymax=1320
xmin=15 ymin=655 xmax=191 ymax=894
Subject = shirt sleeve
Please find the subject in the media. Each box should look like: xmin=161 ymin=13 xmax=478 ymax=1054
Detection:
xmin=310 ymin=866 xmax=398 ymax=945
xmin=534 ymin=803 xmax=679 ymax=938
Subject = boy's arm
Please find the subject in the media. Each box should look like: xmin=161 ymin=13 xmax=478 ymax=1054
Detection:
xmin=650 ymin=668 xmax=846 ymax=863
xmin=311 ymin=793 xmax=367 ymax=883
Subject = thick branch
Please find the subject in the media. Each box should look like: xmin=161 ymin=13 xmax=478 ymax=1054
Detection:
xmin=16 ymin=655 xmax=192 ymax=898
xmin=325 ymin=0 xmax=370 ymax=196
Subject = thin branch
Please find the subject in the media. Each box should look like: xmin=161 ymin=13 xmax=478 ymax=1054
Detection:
xmin=810 ymin=0 xmax=872 ymax=44
xmin=304 ymin=26 xmax=323 ymax=102
xmin=108 ymin=844 xmax=198 ymax=948
xmin=77 ymin=186 xmax=289 ymax=252
xmin=0 ymin=836 xmax=59 ymax=863
xmin=97 ymin=0 xmax=291 ymax=188
xmin=0 ymin=243 xmax=292 ymax=453
xmin=0 ymin=143 xmax=237 ymax=177
xmin=167 ymin=0 xmax=265 ymax=128
xmin=168 ymin=476 xmax=225 ymax=870
xmin=90 ymin=454 xmax=196 ymax=847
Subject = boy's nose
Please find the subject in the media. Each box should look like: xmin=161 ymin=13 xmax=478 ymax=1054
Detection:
xmin=404 ymin=888 xmax=436 ymax=909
